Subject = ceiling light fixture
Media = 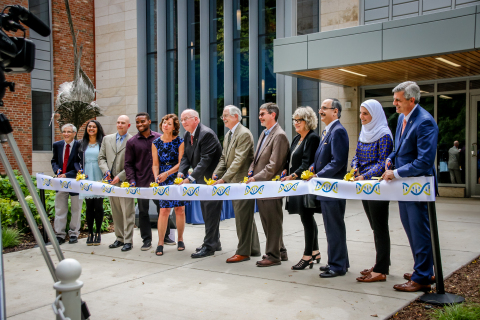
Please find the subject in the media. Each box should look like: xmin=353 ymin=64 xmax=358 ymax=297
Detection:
xmin=439 ymin=95 xmax=453 ymax=99
xmin=435 ymin=57 xmax=461 ymax=67
xmin=338 ymin=69 xmax=367 ymax=77
xmin=420 ymin=90 xmax=429 ymax=93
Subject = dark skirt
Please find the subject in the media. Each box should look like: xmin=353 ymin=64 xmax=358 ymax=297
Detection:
xmin=286 ymin=195 xmax=321 ymax=214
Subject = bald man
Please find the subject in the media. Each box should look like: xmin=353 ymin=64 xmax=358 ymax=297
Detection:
xmin=98 ymin=115 xmax=135 ymax=251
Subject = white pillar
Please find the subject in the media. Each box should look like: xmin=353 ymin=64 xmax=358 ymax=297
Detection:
xmin=157 ymin=0 xmax=167 ymax=123
xmin=249 ymin=0 xmax=259 ymax=142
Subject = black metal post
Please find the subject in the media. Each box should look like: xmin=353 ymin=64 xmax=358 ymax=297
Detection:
xmin=419 ymin=201 xmax=465 ymax=305
xmin=39 ymin=188 xmax=49 ymax=244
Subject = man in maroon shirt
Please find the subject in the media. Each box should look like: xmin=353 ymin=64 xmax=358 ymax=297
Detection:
xmin=124 ymin=112 xmax=171 ymax=251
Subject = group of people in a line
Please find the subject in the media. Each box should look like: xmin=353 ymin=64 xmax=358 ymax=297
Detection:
xmin=51 ymin=80 xmax=438 ymax=293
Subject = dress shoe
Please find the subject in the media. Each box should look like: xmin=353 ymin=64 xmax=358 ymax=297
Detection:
xmin=226 ymin=255 xmax=250 ymax=263
xmin=141 ymin=241 xmax=152 ymax=251
xmin=164 ymin=237 xmax=176 ymax=246
xmin=196 ymin=243 xmax=222 ymax=252
xmin=356 ymin=273 xmax=386 ymax=282
xmin=68 ymin=236 xmax=78 ymax=244
xmin=109 ymin=240 xmax=125 ymax=249
xmin=191 ymin=247 xmax=214 ymax=258
xmin=56 ymin=237 xmax=65 ymax=245
xmin=393 ymin=280 xmax=431 ymax=292
xmin=320 ymin=269 xmax=346 ymax=278
xmin=256 ymin=258 xmax=281 ymax=267
xmin=360 ymin=267 xmax=373 ymax=276
xmin=121 ymin=243 xmax=133 ymax=252
xmin=320 ymin=264 xmax=330 ymax=272
xmin=403 ymin=273 xmax=436 ymax=283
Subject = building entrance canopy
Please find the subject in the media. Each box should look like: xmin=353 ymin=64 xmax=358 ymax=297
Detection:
xmin=274 ymin=6 xmax=480 ymax=87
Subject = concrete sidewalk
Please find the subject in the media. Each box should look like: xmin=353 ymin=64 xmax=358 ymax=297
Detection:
xmin=3 ymin=198 xmax=480 ymax=319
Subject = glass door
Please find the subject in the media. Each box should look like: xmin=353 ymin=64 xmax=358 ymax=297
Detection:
xmin=469 ymin=95 xmax=480 ymax=196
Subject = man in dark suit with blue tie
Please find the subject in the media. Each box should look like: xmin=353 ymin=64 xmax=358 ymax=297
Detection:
xmin=310 ymin=98 xmax=350 ymax=278
xmin=382 ymin=81 xmax=438 ymax=292
xmin=51 ymin=124 xmax=82 ymax=245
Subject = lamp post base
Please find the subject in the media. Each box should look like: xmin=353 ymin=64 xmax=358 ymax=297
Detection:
xmin=419 ymin=292 xmax=465 ymax=306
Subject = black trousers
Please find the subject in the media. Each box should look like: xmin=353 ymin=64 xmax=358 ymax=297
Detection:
xmin=85 ymin=198 xmax=104 ymax=234
xmin=299 ymin=210 xmax=319 ymax=256
xmin=362 ymin=200 xmax=391 ymax=274
xmin=200 ymin=200 xmax=223 ymax=251
xmin=137 ymin=199 xmax=170 ymax=243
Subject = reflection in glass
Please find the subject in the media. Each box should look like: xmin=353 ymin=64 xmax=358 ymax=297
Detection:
xmin=436 ymin=93 xmax=466 ymax=184
xmin=233 ymin=0 xmax=249 ymax=131
xmin=32 ymin=91 xmax=52 ymax=151
xmin=187 ymin=0 xmax=201 ymax=113
xmin=146 ymin=0 xmax=157 ymax=129
xmin=167 ymin=0 xmax=178 ymax=115
xmin=210 ymin=0 xmax=224 ymax=138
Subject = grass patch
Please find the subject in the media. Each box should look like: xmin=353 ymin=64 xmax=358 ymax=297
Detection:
xmin=2 ymin=227 xmax=22 ymax=248
xmin=432 ymin=303 xmax=480 ymax=320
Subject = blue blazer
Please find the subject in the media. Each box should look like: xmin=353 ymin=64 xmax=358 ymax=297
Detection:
xmin=388 ymin=105 xmax=438 ymax=178
xmin=311 ymin=120 xmax=349 ymax=201
xmin=51 ymin=140 xmax=80 ymax=179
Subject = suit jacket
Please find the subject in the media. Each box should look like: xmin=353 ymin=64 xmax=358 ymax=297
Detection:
xmin=98 ymin=133 xmax=133 ymax=183
xmin=51 ymin=140 xmax=80 ymax=179
xmin=388 ymin=105 xmax=438 ymax=178
xmin=289 ymin=130 xmax=320 ymax=177
xmin=312 ymin=120 xmax=349 ymax=201
xmin=248 ymin=123 xmax=289 ymax=182
xmin=214 ymin=124 xmax=254 ymax=183
xmin=179 ymin=123 xmax=223 ymax=184
xmin=447 ymin=146 xmax=460 ymax=170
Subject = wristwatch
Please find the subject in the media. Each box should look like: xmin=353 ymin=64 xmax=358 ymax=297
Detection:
xmin=188 ymin=176 xmax=196 ymax=183
xmin=291 ymin=173 xmax=297 ymax=178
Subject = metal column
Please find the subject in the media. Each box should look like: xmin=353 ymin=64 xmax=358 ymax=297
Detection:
xmin=200 ymin=0 xmax=210 ymax=126
xmin=249 ymin=0 xmax=259 ymax=142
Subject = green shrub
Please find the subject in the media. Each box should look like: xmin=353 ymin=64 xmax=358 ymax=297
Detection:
xmin=432 ymin=303 xmax=480 ymax=320
xmin=2 ymin=227 xmax=22 ymax=248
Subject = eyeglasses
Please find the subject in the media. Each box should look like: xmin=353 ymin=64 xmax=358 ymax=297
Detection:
xmin=292 ymin=119 xmax=305 ymax=124
xmin=220 ymin=114 xmax=231 ymax=120
xmin=180 ymin=116 xmax=195 ymax=122
xmin=320 ymin=106 xmax=335 ymax=111
xmin=258 ymin=112 xmax=270 ymax=117
xmin=62 ymin=131 xmax=74 ymax=134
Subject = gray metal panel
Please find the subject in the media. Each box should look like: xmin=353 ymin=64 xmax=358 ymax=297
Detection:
xmin=274 ymin=34 xmax=308 ymax=46
xmin=137 ymin=0 xmax=148 ymax=113
xmin=365 ymin=17 xmax=389 ymax=24
xmin=457 ymin=0 xmax=480 ymax=5
xmin=178 ymin=0 xmax=188 ymax=117
xmin=365 ymin=0 xmax=389 ymax=10
xmin=224 ymin=0 xmax=233 ymax=106
xmin=199 ymin=0 xmax=209 ymax=126
xmin=393 ymin=0 xmax=415 ymax=4
xmin=274 ymin=42 xmax=308 ymax=73
xmin=308 ymin=31 xmax=382 ymax=69
xmin=31 ymin=69 xmax=51 ymax=81
xmin=393 ymin=1 xmax=419 ymax=17
xmin=423 ymin=0 xmax=452 ymax=11
xmin=157 ymin=0 xmax=167 ymax=123
xmin=249 ymin=0 xmax=259 ymax=141
xmin=475 ymin=13 xmax=480 ymax=48
xmin=36 ymin=50 xmax=50 ymax=60
xmin=32 ymin=79 xmax=51 ymax=91
xmin=383 ymin=5 xmax=475 ymax=28
xmin=383 ymin=14 xmax=475 ymax=60
xmin=308 ymin=23 xmax=382 ymax=41
xmin=33 ymin=39 xmax=50 ymax=51
xmin=365 ymin=6 xmax=389 ymax=21
xmin=34 ymin=60 xmax=50 ymax=71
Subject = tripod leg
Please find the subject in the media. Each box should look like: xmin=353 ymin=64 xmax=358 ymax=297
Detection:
xmin=0 ymin=139 xmax=58 ymax=281
xmin=4 ymin=133 xmax=64 ymax=261
xmin=0 ymin=221 xmax=7 ymax=319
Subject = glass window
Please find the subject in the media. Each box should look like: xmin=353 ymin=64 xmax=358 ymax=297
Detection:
xmin=234 ymin=0 xmax=249 ymax=130
xmin=187 ymin=0 xmax=201 ymax=113
xmin=146 ymin=0 xmax=157 ymax=129
xmin=210 ymin=0 xmax=224 ymax=138
xmin=436 ymin=93 xmax=466 ymax=184
xmin=32 ymin=91 xmax=52 ymax=151
xmin=167 ymin=0 xmax=178 ymax=115
xmin=437 ymin=81 xmax=466 ymax=92
xmin=29 ymin=0 xmax=50 ymax=28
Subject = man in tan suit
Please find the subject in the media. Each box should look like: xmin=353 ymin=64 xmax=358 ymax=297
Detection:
xmin=247 ymin=102 xmax=290 ymax=267
xmin=213 ymin=105 xmax=261 ymax=263
xmin=98 ymin=115 xmax=135 ymax=252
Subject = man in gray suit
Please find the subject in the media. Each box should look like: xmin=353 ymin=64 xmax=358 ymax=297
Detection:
xmin=98 ymin=115 xmax=135 ymax=252
xmin=448 ymin=141 xmax=462 ymax=184
xmin=213 ymin=105 xmax=261 ymax=263
xmin=247 ymin=102 xmax=290 ymax=267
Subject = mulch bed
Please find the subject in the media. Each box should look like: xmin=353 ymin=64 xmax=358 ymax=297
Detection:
xmin=388 ymin=255 xmax=480 ymax=319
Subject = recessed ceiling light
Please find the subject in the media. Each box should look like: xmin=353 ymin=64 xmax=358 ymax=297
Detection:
xmin=338 ymin=69 xmax=367 ymax=77
xmin=439 ymin=95 xmax=453 ymax=99
xmin=435 ymin=57 xmax=461 ymax=67
xmin=420 ymin=90 xmax=429 ymax=93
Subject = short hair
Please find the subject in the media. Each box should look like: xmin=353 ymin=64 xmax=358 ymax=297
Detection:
xmin=182 ymin=109 xmax=200 ymax=120
xmin=259 ymin=102 xmax=279 ymax=121
xmin=135 ymin=112 xmax=150 ymax=120
xmin=61 ymin=123 xmax=77 ymax=133
xmin=224 ymin=105 xmax=242 ymax=121
xmin=293 ymin=106 xmax=318 ymax=131
xmin=326 ymin=98 xmax=342 ymax=119
xmin=160 ymin=114 xmax=180 ymax=136
xmin=392 ymin=81 xmax=420 ymax=104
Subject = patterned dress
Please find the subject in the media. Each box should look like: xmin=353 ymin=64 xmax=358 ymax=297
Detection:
xmin=153 ymin=136 xmax=188 ymax=208
xmin=351 ymin=134 xmax=394 ymax=180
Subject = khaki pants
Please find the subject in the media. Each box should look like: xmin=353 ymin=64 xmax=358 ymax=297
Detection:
xmin=109 ymin=196 xmax=135 ymax=244
xmin=54 ymin=192 xmax=82 ymax=238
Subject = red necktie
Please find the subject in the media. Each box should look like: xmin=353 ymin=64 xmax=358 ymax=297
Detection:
xmin=191 ymin=135 xmax=194 ymax=145
xmin=62 ymin=143 xmax=70 ymax=174
xmin=401 ymin=118 xmax=407 ymax=136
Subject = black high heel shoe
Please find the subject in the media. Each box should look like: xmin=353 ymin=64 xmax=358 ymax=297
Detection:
xmin=312 ymin=253 xmax=321 ymax=264
xmin=86 ymin=234 xmax=93 ymax=246
xmin=291 ymin=258 xmax=313 ymax=270
xmin=93 ymin=233 xmax=101 ymax=246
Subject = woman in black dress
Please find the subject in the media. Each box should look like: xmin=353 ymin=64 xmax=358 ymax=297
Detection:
xmin=281 ymin=106 xmax=321 ymax=270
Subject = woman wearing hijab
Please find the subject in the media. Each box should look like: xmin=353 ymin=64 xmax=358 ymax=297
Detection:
xmin=352 ymin=99 xmax=394 ymax=283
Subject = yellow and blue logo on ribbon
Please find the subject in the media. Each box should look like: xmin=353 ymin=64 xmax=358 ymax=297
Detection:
xmin=153 ymin=186 xmax=169 ymax=196
xmin=126 ymin=187 xmax=141 ymax=195
xmin=101 ymin=185 xmax=115 ymax=194
xmin=314 ymin=181 xmax=338 ymax=193
xmin=42 ymin=178 xmax=52 ymax=186
xmin=212 ymin=186 xmax=230 ymax=196
xmin=356 ymin=183 xmax=380 ymax=195
xmin=402 ymin=182 xmax=430 ymax=196
xmin=244 ymin=185 xmax=264 ymax=195
xmin=80 ymin=182 xmax=93 ymax=192
xmin=278 ymin=182 xmax=299 ymax=193
xmin=183 ymin=186 xmax=200 ymax=196
xmin=59 ymin=180 xmax=72 ymax=189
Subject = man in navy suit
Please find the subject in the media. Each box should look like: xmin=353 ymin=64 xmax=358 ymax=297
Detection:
xmin=382 ymin=81 xmax=438 ymax=292
xmin=51 ymin=124 xmax=82 ymax=245
xmin=310 ymin=98 xmax=350 ymax=278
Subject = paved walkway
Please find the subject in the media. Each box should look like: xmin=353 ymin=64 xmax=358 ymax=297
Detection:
xmin=3 ymin=198 xmax=480 ymax=319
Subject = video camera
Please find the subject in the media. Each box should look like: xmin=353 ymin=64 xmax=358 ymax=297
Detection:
xmin=0 ymin=4 xmax=50 ymax=106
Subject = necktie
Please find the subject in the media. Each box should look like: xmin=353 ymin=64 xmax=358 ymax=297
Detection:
xmin=62 ymin=143 xmax=70 ymax=174
xmin=401 ymin=118 xmax=407 ymax=136
xmin=116 ymin=136 xmax=122 ymax=151
xmin=321 ymin=130 xmax=326 ymax=141
xmin=191 ymin=135 xmax=194 ymax=145
xmin=226 ymin=131 xmax=232 ymax=148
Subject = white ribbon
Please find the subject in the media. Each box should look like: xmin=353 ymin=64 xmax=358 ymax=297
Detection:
xmin=36 ymin=174 xmax=435 ymax=202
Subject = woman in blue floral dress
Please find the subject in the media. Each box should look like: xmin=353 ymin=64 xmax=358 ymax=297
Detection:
xmin=152 ymin=114 xmax=186 ymax=256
